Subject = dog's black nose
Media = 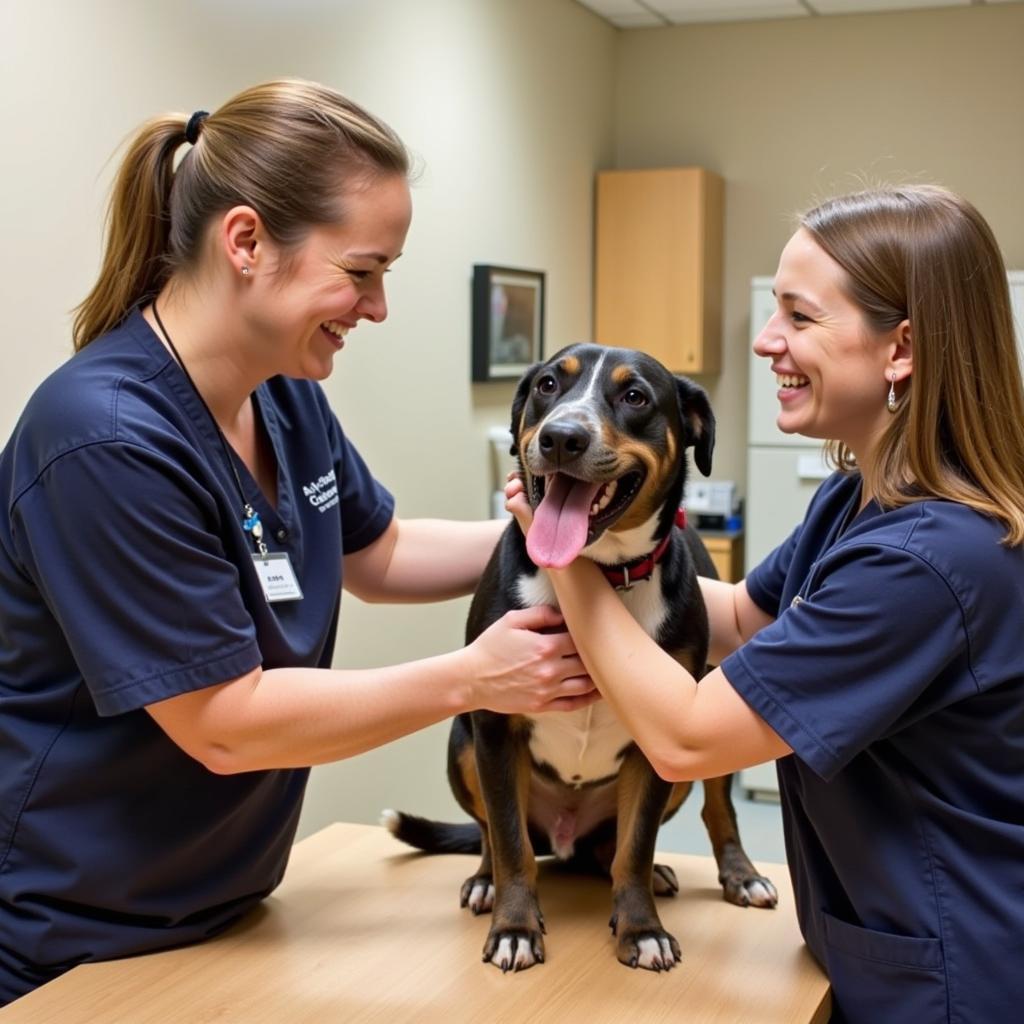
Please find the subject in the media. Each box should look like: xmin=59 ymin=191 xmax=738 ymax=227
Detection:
xmin=538 ymin=421 xmax=591 ymax=465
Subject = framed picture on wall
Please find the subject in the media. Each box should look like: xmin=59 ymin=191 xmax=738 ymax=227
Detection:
xmin=471 ymin=264 xmax=546 ymax=382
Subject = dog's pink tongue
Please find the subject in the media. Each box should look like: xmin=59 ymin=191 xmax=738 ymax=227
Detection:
xmin=527 ymin=474 xmax=602 ymax=569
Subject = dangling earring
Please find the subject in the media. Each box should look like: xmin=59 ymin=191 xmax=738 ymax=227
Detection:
xmin=886 ymin=372 xmax=898 ymax=414
xmin=241 ymin=265 xmax=251 ymax=277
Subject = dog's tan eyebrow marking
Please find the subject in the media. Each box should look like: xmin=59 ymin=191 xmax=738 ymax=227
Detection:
xmin=559 ymin=355 xmax=581 ymax=375
xmin=611 ymin=364 xmax=633 ymax=385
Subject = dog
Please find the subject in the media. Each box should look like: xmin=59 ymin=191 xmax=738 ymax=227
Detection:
xmin=384 ymin=343 xmax=777 ymax=972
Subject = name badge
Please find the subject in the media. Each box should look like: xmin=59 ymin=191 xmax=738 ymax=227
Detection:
xmin=253 ymin=552 xmax=304 ymax=603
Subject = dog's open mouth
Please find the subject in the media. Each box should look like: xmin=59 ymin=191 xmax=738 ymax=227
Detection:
xmin=526 ymin=470 xmax=644 ymax=569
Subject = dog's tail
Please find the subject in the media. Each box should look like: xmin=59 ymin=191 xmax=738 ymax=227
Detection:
xmin=380 ymin=809 xmax=482 ymax=854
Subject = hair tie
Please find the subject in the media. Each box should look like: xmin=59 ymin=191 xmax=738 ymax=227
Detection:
xmin=185 ymin=110 xmax=209 ymax=146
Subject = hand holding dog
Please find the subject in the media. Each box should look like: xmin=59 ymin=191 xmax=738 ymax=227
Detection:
xmin=462 ymin=604 xmax=598 ymax=714
xmin=504 ymin=472 xmax=534 ymax=536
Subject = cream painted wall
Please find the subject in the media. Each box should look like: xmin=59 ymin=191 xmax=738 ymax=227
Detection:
xmin=6 ymin=0 xmax=1019 ymax=847
xmin=0 ymin=0 xmax=615 ymax=838
xmin=612 ymin=2 xmax=1024 ymax=491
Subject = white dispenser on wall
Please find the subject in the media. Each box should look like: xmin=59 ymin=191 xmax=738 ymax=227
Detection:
xmin=488 ymin=426 xmax=515 ymax=520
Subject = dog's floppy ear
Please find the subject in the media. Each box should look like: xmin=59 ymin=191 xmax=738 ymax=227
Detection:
xmin=509 ymin=362 xmax=543 ymax=456
xmin=675 ymin=376 xmax=715 ymax=477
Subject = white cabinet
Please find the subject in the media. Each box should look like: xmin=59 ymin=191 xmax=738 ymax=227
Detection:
xmin=746 ymin=446 xmax=831 ymax=569
xmin=742 ymin=277 xmax=821 ymax=799
xmin=740 ymin=272 xmax=1024 ymax=800
xmin=745 ymin=277 xmax=828 ymax=575
xmin=747 ymin=278 xmax=821 ymax=450
xmin=1010 ymin=271 xmax=1024 ymax=356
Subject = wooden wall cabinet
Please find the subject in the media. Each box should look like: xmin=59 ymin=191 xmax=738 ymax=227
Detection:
xmin=594 ymin=167 xmax=724 ymax=374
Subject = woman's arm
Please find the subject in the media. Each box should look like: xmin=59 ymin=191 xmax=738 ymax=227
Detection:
xmin=548 ymin=559 xmax=790 ymax=782
xmin=343 ymin=517 xmax=506 ymax=603
xmin=502 ymin=475 xmax=786 ymax=781
xmin=146 ymin=604 xmax=597 ymax=774
xmin=699 ymin=575 xmax=775 ymax=665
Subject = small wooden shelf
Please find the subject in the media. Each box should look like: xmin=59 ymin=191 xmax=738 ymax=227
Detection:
xmin=698 ymin=529 xmax=744 ymax=583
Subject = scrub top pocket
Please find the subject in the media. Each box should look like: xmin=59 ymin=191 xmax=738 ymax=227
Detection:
xmin=822 ymin=910 xmax=948 ymax=1023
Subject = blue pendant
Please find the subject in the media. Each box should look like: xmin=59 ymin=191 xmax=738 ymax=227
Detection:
xmin=243 ymin=511 xmax=263 ymax=540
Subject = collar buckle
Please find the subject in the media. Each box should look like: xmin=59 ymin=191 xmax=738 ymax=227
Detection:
xmin=615 ymin=565 xmax=634 ymax=592
xmin=601 ymin=506 xmax=687 ymax=590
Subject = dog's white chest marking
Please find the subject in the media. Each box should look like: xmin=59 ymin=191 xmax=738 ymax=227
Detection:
xmin=525 ymin=702 xmax=626 ymax=787
xmin=515 ymin=568 xmax=668 ymax=784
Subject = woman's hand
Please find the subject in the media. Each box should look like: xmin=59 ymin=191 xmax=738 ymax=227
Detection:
xmin=504 ymin=471 xmax=534 ymax=535
xmin=462 ymin=604 xmax=598 ymax=714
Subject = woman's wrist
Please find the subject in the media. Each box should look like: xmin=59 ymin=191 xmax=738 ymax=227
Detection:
xmin=442 ymin=646 xmax=480 ymax=715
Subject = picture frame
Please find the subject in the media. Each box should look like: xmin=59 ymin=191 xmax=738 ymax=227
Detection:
xmin=471 ymin=264 xmax=546 ymax=382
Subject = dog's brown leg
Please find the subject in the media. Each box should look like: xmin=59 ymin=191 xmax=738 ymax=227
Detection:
xmin=459 ymin=828 xmax=496 ymax=915
xmin=450 ymin=741 xmax=499 ymax=914
xmin=608 ymin=747 xmax=681 ymax=970
xmin=700 ymin=775 xmax=778 ymax=908
xmin=650 ymin=780 xmax=694 ymax=896
xmin=474 ymin=713 xmax=545 ymax=972
xmin=586 ymin=781 xmax=692 ymax=898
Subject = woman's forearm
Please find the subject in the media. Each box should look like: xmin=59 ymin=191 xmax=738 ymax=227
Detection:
xmin=186 ymin=654 xmax=473 ymax=773
xmin=384 ymin=518 xmax=506 ymax=599
xmin=345 ymin=517 xmax=506 ymax=603
xmin=547 ymin=560 xmax=702 ymax=774
xmin=147 ymin=602 xmax=597 ymax=774
xmin=699 ymin=576 xmax=776 ymax=665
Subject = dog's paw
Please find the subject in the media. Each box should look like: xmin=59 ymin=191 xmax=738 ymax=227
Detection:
xmin=460 ymin=874 xmax=495 ymax=915
xmin=482 ymin=927 xmax=545 ymax=972
xmin=613 ymin=926 xmax=681 ymax=972
xmin=652 ymin=863 xmax=679 ymax=897
xmin=721 ymin=870 xmax=778 ymax=909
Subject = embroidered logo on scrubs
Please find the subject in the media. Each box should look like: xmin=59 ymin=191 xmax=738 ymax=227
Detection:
xmin=302 ymin=469 xmax=339 ymax=513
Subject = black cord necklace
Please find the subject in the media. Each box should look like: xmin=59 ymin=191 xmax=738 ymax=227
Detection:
xmin=151 ymin=300 xmax=268 ymax=557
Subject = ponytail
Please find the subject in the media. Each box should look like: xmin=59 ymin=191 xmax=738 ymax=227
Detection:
xmin=72 ymin=115 xmax=186 ymax=350
xmin=72 ymin=79 xmax=409 ymax=352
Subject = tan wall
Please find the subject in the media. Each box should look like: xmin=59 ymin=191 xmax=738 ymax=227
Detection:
xmin=5 ymin=0 xmax=1020 ymax=844
xmin=612 ymin=3 xmax=1024 ymax=492
xmin=0 ymin=0 xmax=615 ymax=838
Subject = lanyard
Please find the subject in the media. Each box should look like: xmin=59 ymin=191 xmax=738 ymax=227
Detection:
xmin=151 ymin=301 xmax=269 ymax=557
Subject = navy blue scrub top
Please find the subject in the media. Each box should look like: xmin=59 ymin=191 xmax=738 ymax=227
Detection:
xmin=721 ymin=471 xmax=1024 ymax=1024
xmin=0 ymin=309 xmax=394 ymax=1001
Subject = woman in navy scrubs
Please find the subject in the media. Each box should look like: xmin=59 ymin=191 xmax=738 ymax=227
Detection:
xmin=0 ymin=79 xmax=595 ymax=1004
xmin=507 ymin=186 xmax=1024 ymax=1022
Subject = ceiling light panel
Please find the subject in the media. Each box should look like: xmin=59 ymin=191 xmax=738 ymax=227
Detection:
xmin=807 ymin=0 xmax=968 ymax=12
xmin=653 ymin=0 xmax=807 ymax=22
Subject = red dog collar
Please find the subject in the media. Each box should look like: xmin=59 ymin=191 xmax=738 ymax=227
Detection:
xmin=600 ymin=508 xmax=687 ymax=590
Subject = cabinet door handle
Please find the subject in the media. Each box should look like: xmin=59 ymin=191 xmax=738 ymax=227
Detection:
xmin=796 ymin=454 xmax=830 ymax=481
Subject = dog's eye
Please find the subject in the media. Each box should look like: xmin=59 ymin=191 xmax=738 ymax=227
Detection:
xmin=622 ymin=388 xmax=648 ymax=407
xmin=536 ymin=375 xmax=558 ymax=396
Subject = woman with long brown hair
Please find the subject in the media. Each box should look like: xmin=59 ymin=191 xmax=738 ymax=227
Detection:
xmin=507 ymin=185 xmax=1024 ymax=1022
xmin=0 ymin=79 xmax=594 ymax=1004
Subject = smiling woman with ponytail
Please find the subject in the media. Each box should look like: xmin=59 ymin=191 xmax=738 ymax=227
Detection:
xmin=0 ymin=80 xmax=593 ymax=1004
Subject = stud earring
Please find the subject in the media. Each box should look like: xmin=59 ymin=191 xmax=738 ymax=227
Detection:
xmin=886 ymin=372 xmax=898 ymax=414
xmin=241 ymin=266 xmax=251 ymax=277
